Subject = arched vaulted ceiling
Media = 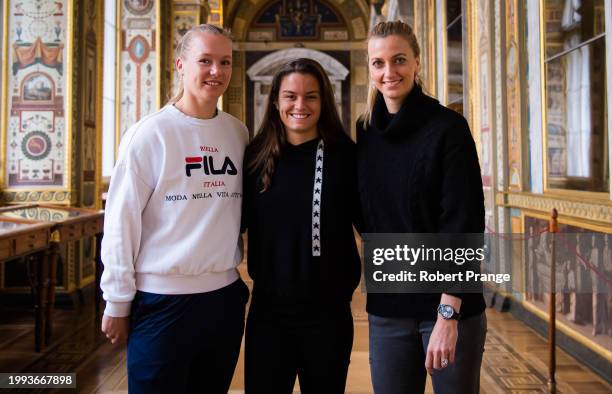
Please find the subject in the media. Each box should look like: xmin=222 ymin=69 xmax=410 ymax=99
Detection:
xmin=224 ymin=0 xmax=370 ymax=41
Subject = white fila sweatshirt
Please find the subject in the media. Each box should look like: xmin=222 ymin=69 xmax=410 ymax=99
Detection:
xmin=101 ymin=105 xmax=248 ymax=317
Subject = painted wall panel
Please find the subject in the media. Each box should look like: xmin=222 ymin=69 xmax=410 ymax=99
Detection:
xmin=117 ymin=0 xmax=157 ymax=140
xmin=5 ymin=0 xmax=68 ymax=188
xmin=475 ymin=0 xmax=495 ymax=236
xmin=494 ymin=0 xmax=505 ymax=193
xmin=505 ymin=0 xmax=523 ymax=190
xmin=477 ymin=0 xmax=493 ymax=189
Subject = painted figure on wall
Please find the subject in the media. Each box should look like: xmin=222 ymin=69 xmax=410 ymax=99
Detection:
xmin=591 ymin=234 xmax=607 ymax=335
xmin=575 ymin=234 xmax=593 ymax=324
xmin=524 ymin=216 xmax=612 ymax=347
xmin=527 ymin=224 xmax=541 ymax=301
xmin=605 ymin=235 xmax=612 ymax=335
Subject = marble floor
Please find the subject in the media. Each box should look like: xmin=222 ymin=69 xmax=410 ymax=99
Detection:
xmin=0 ymin=264 xmax=610 ymax=393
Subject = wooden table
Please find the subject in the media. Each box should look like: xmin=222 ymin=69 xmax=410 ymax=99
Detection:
xmin=0 ymin=217 xmax=55 ymax=351
xmin=0 ymin=204 xmax=104 ymax=349
xmin=0 ymin=203 xmax=37 ymax=213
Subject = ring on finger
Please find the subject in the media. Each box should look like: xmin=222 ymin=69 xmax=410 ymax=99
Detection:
xmin=441 ymin=358 xmax=449 ymax=368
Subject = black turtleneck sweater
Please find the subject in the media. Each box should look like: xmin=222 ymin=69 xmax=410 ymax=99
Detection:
xmin=357 ymin=85 xmax=486 ymax=320
xmin=243 ymin=135 xmax=361 ymax=308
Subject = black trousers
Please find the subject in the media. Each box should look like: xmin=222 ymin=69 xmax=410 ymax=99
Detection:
xmin=127 ymin=279 xmax=249 ymax=394
xmin=244 ymin=300 xmax=353 ymax=394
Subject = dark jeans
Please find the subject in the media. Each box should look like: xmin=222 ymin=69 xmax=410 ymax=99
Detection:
xmin=127 ymin=279 xmax=249 ymax=394
xmin=245 ymin=300 xmax=353 ymax=394
xmin=369 ymin=312 xmax=487 ymax=394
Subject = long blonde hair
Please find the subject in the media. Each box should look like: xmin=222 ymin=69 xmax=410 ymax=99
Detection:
xmin=167 ymin=24 xmax=233 ymax=105
xmin=360 ymin=21 xmax=422 ymax=126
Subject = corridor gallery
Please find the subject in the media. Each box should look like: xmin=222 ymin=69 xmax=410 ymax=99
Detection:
xmin=0 ymin=0 xmax=610 ymax=392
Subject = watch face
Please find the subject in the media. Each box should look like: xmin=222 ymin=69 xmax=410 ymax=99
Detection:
xmin=440 ymin=304 xmax=453 ymax=319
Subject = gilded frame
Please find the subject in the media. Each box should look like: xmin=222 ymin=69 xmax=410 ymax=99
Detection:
xmin=65 ymin=0 xmax=74 ymax=203
xmin=504 ymin=0 xmax=525 ymax=192
xmin=0 ymin=0 xmax=74 ymax=205
xmin=539 ymin=1 xmax=612 ymax=202
xmin=436 ymin=0 xmax=447 ymax=103
xmin=78 ymin=0 xmax=104 ymax=210
xmin=95 ymin=0 xmax=104 ymax=208
xmin=0 ymin=0 xmax=9 ymax=191
xmin=496 ymin=190 xmax=612 ymax=224
xmin=427 ymin=0 xmax=437 ymax=96
xmin=520 ymin=209 xmax=612 ymax=360
xmin=464 ymin=0 xmax=476 ymax=145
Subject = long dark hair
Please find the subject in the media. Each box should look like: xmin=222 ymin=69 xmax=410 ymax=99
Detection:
xmin=247 ymin=58 xmax=346 ymax=191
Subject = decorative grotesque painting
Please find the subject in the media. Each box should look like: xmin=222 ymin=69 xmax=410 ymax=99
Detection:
xmin=5 ymin=0 xmax=67 ymax=187
xmin=118 ymin=0 xmax=157 ymax=140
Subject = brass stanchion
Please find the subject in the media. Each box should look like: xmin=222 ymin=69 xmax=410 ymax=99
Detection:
xmin=548 ymin=208 xmax=558 ymax=393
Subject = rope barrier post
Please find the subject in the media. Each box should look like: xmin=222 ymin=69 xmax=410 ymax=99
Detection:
xmin=548 ymin=208 xmax=558 ymax=393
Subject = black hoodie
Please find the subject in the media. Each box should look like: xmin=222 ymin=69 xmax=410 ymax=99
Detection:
xmin=357 ymin=84 xmax=486 ymax=320
xmin=243 ymin=135 xmax=361 ymax=310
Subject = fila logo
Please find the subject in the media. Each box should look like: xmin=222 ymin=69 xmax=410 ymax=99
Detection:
xmin=185 ymin=156 xmax=238 ymax=177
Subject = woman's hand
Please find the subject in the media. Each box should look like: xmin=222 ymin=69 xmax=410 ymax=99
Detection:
xmin=425 ymin=318 xmax=458 ymax=375
xmin=101 ymin=315 xmax=129 ymax=345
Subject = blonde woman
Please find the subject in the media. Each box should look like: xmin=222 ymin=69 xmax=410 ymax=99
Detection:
xmin=101 ymin=24 xmax=249 ymax=393
xmin=357 ymin=21 xmax=487 ymax=394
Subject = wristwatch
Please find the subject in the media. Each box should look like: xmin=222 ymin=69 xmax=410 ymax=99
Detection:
xmin=437 ymin=304 xmax=461 ymax=320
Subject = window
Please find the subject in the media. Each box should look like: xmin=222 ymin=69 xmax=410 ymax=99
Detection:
xmin=102 ymin=0 xmax=117 ymax=178
xmin=544 ymin=0 xmax=608 ymax=193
